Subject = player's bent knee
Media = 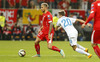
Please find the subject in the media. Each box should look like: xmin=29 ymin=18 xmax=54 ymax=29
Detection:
xmin=35 ymin=41 xmax=39 ymax=45
xmin=34 ymin=37 xmax=41 ymax=45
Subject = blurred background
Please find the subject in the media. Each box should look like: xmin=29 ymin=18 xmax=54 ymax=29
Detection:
xmin=0 ymin=0 xmax=94 ymax=41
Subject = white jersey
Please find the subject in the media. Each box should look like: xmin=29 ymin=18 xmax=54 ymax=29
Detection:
xmin=57 ymin=16 xmax=78 ymax=37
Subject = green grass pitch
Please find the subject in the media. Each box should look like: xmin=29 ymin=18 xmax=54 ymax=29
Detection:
xmin=0 ymin=41 xmax=100 ymax=62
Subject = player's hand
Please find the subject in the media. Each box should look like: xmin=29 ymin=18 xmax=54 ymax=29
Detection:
xmin=87 ymin=23 xmax=92 ymax=27
xmin=48 ymin=34 xmax=51 ymax=39
xmin=81 ymin=23 xmax=86 ymax=28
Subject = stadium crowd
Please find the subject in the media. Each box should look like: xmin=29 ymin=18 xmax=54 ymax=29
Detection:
xmin=0 ymin=0 xmax=94 ymax=41
xmin=0 ymin=0 xmax=95 ymax=9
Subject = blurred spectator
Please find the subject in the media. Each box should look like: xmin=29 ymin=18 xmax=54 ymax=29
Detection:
xmin=12 ymin=23 xmax=22 ymax=41
xmin=25 ymin=23 xmax=34 ymax=40
xmin=0 ymin=0 xmax=2 ymax=8
xmin=15 ymin=0 xmax=21 ymax=8
xmin=5 ymin=0 xmax=9 ymax=8
xmin=48 ymin=0 xmax=55 ymax=9
xmin=28 ymin=0 xmax=36 ymax=9
xmin=82 ymin=0 xmax=88 ymax=11
xmin=54 ymin=0 xmax=58 ymax=9
xmin=21 ymin=0 xmax=28 ymax=8
xmin=70 ymin=0 xmax=79 ymax=9
xmin=0 ymin=13 xmax=5 ymax=28
xmin=58 ymin=0 xmax=69 ymax=9
xmin=2 ymin=24 xmax=12 ymax=40
xmin=37 ymin=0 xmax=45 ymax=8
xmin=53 ymin=14 xmax=59 ymax=40
xmin=53 ymin=14 xmax=58 ymax=28
xmin=7 ymin=0 xmax=16 ymax=8
xmin=58 ymin=29 xmax=67 ymax=41
xmin=0 ymin=13 xmax=5 ymax=39
xmin=70 ymin=13 xmax=77 ymax=19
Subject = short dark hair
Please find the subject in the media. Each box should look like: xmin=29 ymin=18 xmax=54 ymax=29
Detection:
xmin=58 ymin=11 xmax=65 ymax=16
xmin=41 ymin=3 xmax=49 ymax=8
xmin=1 ymin=13 xmax=3 ymax=16
xmin=55 ymin=14 xmax=57 ymax=16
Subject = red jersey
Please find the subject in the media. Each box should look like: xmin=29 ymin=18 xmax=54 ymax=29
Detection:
xmin=0 ymin=0 xmax=1 ymax=8
xmin=71 ymin=0 xmax=77 ymax=3
xmin=49 ymin=0 xmax=54 ymax=2
xmin=83 ymin=0 xmax=88 ymax=2
xmin=85 ymin=1 xmax=100 ymax=30
xmin=42 ymin=11 xmax=54 ymax=34
xmin=13 ymin=26 xmax=21 ymax=34
xmin=16 ymin=0 xmax=20 ymax=3
xmin=21 ymin=0 xmax=28 ymax=6
xmin=7 ymin=0 xmax=15 ymax=6
xmin=37 ymin=0 xmax=45 ymax=3
xmin=89 ymin=0 xmax=95 ymax=3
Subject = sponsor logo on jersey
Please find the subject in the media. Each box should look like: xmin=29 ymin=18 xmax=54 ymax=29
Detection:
xmin=91 ymin=4 xmax=94 ymax=7
xmin=47 ymin=15 xmax=51 ymax=20
xmin=91 ymin=7 xmax=94 ymax=9
xmin=98 ymin=3 xmax=100 ymax=6
xmin=91 ymin=11 xmax=94 ymax=13
xmin=47 ymin=15 xmax=50 ymax=17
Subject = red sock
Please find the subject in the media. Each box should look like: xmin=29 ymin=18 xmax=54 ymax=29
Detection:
xmin=52 ymin=46 xmax=60 ymax=52
xmin=35 ymin=44 xmax=40 ymax=55
xmin=93 ymin=45 xmax=100 ymax=58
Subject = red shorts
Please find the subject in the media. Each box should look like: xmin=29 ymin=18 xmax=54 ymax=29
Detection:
xmin=91 ymin=30 xmax=100 ymax=44
xmin=37 ymin=31 xmax=54 ymax=43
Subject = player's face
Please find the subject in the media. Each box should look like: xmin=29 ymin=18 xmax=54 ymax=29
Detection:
xmin=41 ymin=5 xmax=45 ymax=13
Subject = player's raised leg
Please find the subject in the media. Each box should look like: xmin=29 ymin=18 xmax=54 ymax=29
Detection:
xmin=77 ymin=44 xmax=88 ymax=52
xmin=70 ymin=37 xmax=92 ymax=58
xmin=32 ymin=37 xmax=41 ymax=57
xmin=46 ymin=33 xmax=65 ymax=58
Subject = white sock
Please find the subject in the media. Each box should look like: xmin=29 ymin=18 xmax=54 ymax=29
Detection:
xmin=75 ymin=48 xmax=90 ymax=56
xmin=77 ymin=44 xmax=85 ymax=50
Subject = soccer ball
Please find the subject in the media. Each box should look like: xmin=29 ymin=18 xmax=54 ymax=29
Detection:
xmin=18 ymin=49 xmax=26 ymax=57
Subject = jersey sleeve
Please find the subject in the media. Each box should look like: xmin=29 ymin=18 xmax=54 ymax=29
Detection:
xmin=85 ymin=3 xmax=96 ymax=25
xmin=90 ymin=3 xmax=96 ymax=14
xmin=69 ymin=18 xmax=76 ymax=23
xmin=47 ymin=15 xmax=53 ymax=23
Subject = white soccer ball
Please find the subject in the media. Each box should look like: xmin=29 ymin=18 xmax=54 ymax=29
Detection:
xmin=18 ymin=49 xmax=26 ymax=57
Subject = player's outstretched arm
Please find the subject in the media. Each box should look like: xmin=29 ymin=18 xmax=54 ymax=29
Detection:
xmin=76 ymin=19 xmax=92 ymax=28
xmin=76 ymin=19 xmax=85 ymax=23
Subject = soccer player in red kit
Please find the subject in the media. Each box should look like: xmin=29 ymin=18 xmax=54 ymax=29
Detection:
xmin=82 ymin=0 xmax=100 ymax=58
xmin=32 ymin=3 xmax=65 ymax=57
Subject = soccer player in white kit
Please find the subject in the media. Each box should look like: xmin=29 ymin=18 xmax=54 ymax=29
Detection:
xmin=55 ymin=11 xmax=92 ymax=58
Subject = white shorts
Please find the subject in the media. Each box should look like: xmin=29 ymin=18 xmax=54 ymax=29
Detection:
xmin=69 ymin=37 xmax=77 ymax=46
